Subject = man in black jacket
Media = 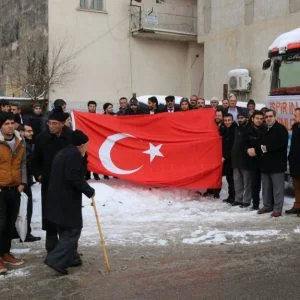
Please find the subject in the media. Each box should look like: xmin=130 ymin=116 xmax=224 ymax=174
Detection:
xmin=221 ymin=113 xmax=237 ymax=203
xmin=125 ymin=98 xmax=147 ymax=115
xmin=22 ymin=123 xmax=41 ymax=242
xmin=117 ymin=97 xmax=128 ymax=116
xmin=33 ymin=107 xmax=72 ymax=252
xmin=244 ymin=111 xmax=267 ymax=210
xmin=45 ymin=130 xmax=95 ymax=275
xmin=257 ymin=109 xmax=288 ymax=217
xmin=286 ymin=108 xmax=300 ymax=215
xmin=162 ymin=95 xmax=181 ymax=113
xmin=42 ymin=99 xmax=67 ymax=130
xmin=29 ymin=103 xmax=44 ymax=143
xmin=204 ymin=109 xmax=224 ymax=198
xmin=231 ymin=112 xmax=250 ymax=207
xmin=85 ymin=100 xmax=100 ymax=181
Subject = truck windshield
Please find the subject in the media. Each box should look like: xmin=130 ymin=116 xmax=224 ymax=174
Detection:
xmin=270 ymin=55 xmax=300 ymax=95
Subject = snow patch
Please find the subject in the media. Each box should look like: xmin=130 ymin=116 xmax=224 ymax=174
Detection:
xmin=0 ymin=267 xmax=30 ymax=280
xmin=11 ymin=248 xmax=31 ymax=254
xmin=27 ymin=179 xmax=294 ymax=248
xmin=269 ymin=27 xmax=300 ymax=51
xmin=183 ymin=229 xmax=283 ymax=245
xmin=294 ymin=227 xmax=300 ymax=234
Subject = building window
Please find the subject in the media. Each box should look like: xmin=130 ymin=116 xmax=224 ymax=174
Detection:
xmin=80 ymin=0 xmax=105 ymax=11
xmin=80 ymin=0 xmax=89 ymax=9
xmin=91 ymin=0 xmax=104 ymax=10
xmin=289 ymin=0 xmax=300 ymax=13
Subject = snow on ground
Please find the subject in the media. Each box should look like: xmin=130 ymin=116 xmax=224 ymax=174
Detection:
xmin=294 ymin=226 xmax=300 ymax=234
xmin=25 ymin=178 xmax=299 ymax=248
xmin=0 ymin=267 xmax=31 ymax=280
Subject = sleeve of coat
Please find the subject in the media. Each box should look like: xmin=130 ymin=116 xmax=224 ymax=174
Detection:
xmin=32 ymin=134 xmax=43 ymax=180
xmin=21 ymin=141 xmax=27 ymax=185
xmin=64 ymin=151 xmax=95 ymax=198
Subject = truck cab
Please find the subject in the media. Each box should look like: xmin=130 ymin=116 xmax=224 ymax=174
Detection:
xmin=263 ymin=28 xmax=300 ymax=130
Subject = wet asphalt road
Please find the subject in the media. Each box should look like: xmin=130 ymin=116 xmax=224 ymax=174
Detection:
xmin=1 ymin=236 xmax=300 ymax=300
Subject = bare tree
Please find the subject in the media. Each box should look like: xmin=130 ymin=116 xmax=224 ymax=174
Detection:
xmin=4 ymin=38 xmax=76 ymax=100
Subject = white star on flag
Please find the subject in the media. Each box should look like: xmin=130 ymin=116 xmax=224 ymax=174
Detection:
xmin=143 ymin=143 xmax=164 ymax=162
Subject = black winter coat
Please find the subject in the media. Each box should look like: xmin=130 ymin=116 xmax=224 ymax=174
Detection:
xmin=46 ymin=145 xmax=95 ymax=229
xmin=221 ymin=123 xmax=237 ymax=160
xmin=260 ymin=121 xmax=288 ymax=173
xmin=25 ymin=138 xmax=33 ymax=185
xmin=288 ymin=123 xmax=300 ymax=177
xmin=147 ymin=108 xmax=163 ymax=114
xmin=221 ymin=122 xmax=237 ymax=174
xmin=33 ymin=126 xmax=73 ymax=229
xmin=124 ymin=107 xmax=147 ymax=115
xmin=244 ymin=123 xmax=267 ymax=170
xmin=224 ymin=106 xmax=247 ymax=117
xmin=117 ymin=107 xmax=128 ymax=116
xmin=231 ymin=124 xmax=248 ymax=169
xmin=161 ymin=104 xmax=181 ymax=113
xmin=30 ymin=114 xmax=43 ymax=142
xmin=32 ymin=126 xmax=73 ymax=186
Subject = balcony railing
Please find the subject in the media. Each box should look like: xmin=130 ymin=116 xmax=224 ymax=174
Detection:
xmin=130 ymin=5 xmax=197 ymax=40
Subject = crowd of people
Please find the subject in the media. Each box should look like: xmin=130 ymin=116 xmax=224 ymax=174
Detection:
xmin=210 ymin=96 xmax=299 ymax=220
xmin=0 ymin=93 xmax=299 ymax=275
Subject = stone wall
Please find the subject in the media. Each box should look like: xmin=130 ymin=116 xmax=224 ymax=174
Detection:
xmin=0 ymin=0 xmax=48 ymax=96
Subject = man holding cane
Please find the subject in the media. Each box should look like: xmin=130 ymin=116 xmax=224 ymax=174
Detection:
xmin=44 ymin=130 xmax=95 ymax=275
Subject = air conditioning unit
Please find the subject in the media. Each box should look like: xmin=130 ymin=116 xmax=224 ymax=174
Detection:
xmin=228 ymin=69 xmax=251 ymax=91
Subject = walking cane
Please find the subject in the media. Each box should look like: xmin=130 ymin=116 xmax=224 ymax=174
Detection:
xmin=91 ymin=196 xmax=111 ymax=273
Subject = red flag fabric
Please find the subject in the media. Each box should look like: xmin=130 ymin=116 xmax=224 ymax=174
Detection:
xmin=73 ymin=109 xmax=222 ymax=189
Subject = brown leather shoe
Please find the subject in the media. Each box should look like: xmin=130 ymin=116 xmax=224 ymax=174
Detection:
xmin=271 ymin=211 xmax=281 ymax=217
xmin=257 ymin=207 xmax=272 ymax=214
xmin=3 ymin=253 xmax=24 ymax=266
xmin=0 ymin=259 xmax=8 ymax=274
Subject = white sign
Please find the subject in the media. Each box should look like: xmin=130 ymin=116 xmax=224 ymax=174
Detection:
xmin=266 ymin=95 xmax=300 ymax=130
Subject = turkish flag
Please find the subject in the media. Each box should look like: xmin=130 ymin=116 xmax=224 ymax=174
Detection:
xmin=72 ymin=109 xmax=222 ymax=189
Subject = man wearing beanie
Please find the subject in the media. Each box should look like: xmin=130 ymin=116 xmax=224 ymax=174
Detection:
xmin=42 ymin=98 xmax=67 ymax=130
xmin=44 ymin=130 xmax=95 ymax=275
xmin=125 ymin=97 xmax=146 ymax=115
xmin=33 ymin=107 xmax=72 ymax=253
xmin=0 ymin=112 xmax=27 ymax=274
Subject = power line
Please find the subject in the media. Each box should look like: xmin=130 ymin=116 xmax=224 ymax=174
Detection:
xmin=69 ymin=16 xmax=129 ymax=59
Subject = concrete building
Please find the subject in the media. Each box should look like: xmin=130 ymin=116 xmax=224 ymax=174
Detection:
xmin=197 ymin=0 xmax=300 ymax=103
xmin=0 ymin=0 xmax=300 ymax=109
xmin=48 ymin=0 xmax=200 ymax=110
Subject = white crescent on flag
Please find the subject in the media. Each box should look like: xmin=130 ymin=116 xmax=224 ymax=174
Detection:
xmin=99 ymin=133 xmax=143 ymax=175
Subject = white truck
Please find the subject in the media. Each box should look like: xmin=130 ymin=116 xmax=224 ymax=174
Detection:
xmin=263 ymin=28 xmax=300 ymax=130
